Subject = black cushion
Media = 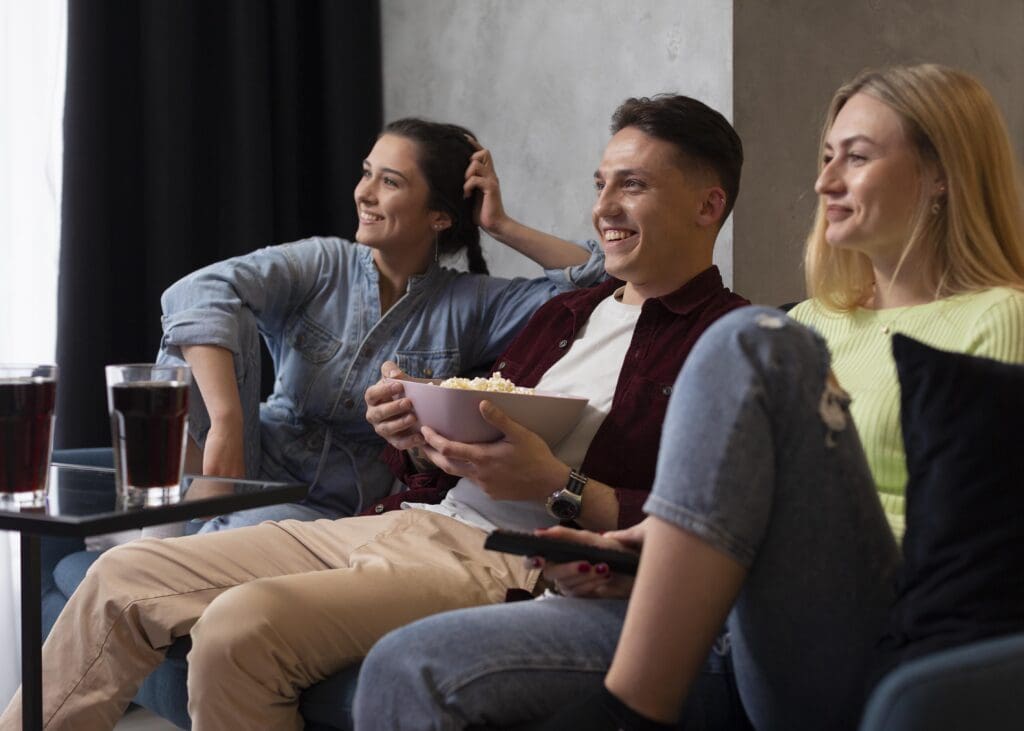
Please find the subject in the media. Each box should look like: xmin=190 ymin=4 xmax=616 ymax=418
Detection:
xmin=881 ymin=334 xmax=1024 ymax=665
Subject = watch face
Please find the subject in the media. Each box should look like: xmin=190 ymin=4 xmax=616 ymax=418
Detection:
xmin=548 ymin=496 xmax=580 ymax=521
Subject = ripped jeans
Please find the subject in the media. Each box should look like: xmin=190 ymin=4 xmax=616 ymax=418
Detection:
xmin=352 ymin=306 xmax=900 ymax=731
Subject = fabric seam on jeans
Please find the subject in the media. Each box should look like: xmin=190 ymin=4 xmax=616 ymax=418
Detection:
xmin=437 ymin=654 xmax=610 ymax=697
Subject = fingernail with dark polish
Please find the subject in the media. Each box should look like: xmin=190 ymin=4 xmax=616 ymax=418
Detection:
xmin=594 ymin=563 xmax=609 ymax=575
xmin=531 ymin=557 xmax=542 ymax=568
xmin=577 ymin=562 xmax=591 ymax=574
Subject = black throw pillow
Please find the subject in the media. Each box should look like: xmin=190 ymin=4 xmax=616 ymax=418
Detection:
xmin=879 ymin=334 xmax=1024 ymax=666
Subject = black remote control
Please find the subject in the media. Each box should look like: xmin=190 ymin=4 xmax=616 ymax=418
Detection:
xmin=484 ymin=529 xmax=640 ymax=575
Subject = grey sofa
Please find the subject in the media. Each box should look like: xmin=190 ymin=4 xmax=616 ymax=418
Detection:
xmin=858 ymin=631 xmax=1024 ymax=729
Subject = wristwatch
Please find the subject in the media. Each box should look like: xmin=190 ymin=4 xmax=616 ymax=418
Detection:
xmin=546 ymin=469 xmax=589 ymax=521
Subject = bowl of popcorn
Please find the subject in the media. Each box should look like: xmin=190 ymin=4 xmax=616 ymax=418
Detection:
xmin=393 ymin=372 xmax=588 ymax=445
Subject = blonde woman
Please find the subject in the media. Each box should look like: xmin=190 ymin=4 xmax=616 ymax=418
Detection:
xmin=794 ymin=63 xmax=1024 ymax=539
xmin=353 ymin=65 xmax=1024 ymax=731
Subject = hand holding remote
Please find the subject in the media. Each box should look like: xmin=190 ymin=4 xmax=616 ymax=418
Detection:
xmin=484 ymin=528 xmax=640 ymax=574
xmin=485 ymin=524 xmax=645 ymax=599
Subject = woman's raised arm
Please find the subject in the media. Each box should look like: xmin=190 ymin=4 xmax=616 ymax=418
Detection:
xmin=464 ymin=137 xmax=591 ymax=269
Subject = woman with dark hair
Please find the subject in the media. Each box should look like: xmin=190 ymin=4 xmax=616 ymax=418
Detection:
xmin=158 ymin=117 xmax=604 ymax=531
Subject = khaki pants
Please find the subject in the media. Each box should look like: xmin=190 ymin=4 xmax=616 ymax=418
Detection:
xmin=0 ymin=510 xmax=537 ymax=731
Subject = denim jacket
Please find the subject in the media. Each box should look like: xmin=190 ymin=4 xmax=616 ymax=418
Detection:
xmin=158 ymin=236 xmax=605 ymax=515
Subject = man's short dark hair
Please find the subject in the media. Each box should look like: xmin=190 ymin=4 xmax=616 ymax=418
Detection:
xmin=611 ymin=95 xmax=743 ymax=221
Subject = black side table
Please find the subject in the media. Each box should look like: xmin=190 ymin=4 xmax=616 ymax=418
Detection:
xmin=0 ymin=463 xmax=306 ymax=731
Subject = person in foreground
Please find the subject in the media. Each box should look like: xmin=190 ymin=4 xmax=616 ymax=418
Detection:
xmin=158 ymin=116 xmax=605 ymax=532
xmin=352 ymin=64 xmax=1024 ymax=731
xmin=0 ymin=93 xmax=748 ymax=730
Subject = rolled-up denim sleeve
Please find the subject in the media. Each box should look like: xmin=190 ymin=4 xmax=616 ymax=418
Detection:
xmin=159 ymin=237 xmax=330 ymax=360
xmin=466 ymin=240 xmax=605 ymax=367
xmin=543 ymin=238 xmax=605 ymax=288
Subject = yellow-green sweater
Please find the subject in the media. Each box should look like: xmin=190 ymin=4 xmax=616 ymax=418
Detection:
xmin=790 ymin=287 xmax=1024 ymax=539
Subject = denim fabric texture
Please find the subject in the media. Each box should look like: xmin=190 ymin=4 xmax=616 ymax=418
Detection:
xmin=157 ymin=236 xmax=604 ymax=519
xmin=354 ymin=598 xmax=748 ymax=731
xmin=354 ymin=307 xmax=899 ymax=731
xmin=644 ymin=307 xmax=899 ymax=731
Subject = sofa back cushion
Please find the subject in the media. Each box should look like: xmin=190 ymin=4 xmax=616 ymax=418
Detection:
xmin=880 ymin=334 xmax=1024 ymax=664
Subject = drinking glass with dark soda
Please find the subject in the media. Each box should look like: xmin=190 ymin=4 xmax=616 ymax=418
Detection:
xmin=0 ymin=364 xmax=58 ymax=507
xmin=106 ymin=364 xmax=191 ymax=504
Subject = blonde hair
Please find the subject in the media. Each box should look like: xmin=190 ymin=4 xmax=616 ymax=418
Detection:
xmin=804 ymin=64 xmax=1024 ymax=310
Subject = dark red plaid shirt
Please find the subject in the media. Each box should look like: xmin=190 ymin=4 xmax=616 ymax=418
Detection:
xmin=370 ymin=266 xmax=748 ymax=528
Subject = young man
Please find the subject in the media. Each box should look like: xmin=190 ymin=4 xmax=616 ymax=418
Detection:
xmin=1 ymin=94 xmax=745 ymax=731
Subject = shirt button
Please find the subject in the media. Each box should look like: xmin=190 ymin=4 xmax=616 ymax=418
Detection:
xmin=497 ymin=361 xmax=507 ymax=369
xmin=662 ymin=386 xmax=673 ymax=396
xmin=558 ymin=339 xmax=568 ymax=348
xmin=343 ymin=398 xmax=355 ymax=409
xmin=423 ymin=367 xmax=433 ymax=377
xmin=374 ymin=504 xmax=385 ymax=514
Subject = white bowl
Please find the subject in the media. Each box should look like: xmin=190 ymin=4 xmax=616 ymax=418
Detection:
xmin=393 ymin=376 xmax=588 ymax=445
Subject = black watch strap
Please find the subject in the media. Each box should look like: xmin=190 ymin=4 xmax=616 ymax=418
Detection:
xmin=564 ymin=469 xmax=588 ymax=497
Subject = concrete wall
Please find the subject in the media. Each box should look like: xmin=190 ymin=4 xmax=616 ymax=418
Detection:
xmin=381 ymin=1 xmax=1024 ymax=305
xmin=734 ymin=0 xmax=1024 ymax=305
xmin=381 ymin=0 xmax=735 ymax=283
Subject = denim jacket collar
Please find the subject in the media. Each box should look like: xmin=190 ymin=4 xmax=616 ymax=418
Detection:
xmin=355 ymin=243 xmax=445 ymax=294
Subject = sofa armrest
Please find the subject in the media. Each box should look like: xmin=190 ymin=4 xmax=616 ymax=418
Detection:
xmin=859 ymin=632 xmax=1024 ymax=731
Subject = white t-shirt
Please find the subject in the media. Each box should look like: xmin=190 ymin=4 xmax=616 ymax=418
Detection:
xmin=407 ymin=289 xmax=642 ymax=532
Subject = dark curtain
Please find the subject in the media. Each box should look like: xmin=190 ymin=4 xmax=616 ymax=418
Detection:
xmin=56 ymin=0 xmax=382 ymax=448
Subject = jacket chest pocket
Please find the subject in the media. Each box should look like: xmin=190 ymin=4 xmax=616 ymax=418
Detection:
xmin=283 ymin=315 xmax=344 ymax=412
xmin=396 ymin=348 xmax=461 ymax=380
xmin=287 ymin=315 xmax=343 ymax=364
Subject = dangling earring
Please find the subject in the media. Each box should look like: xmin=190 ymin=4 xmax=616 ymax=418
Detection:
xmin=433 ymin=225 xmax=441 ymax=263
xmin=932 ymin=183 xmax=946 ymax=215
